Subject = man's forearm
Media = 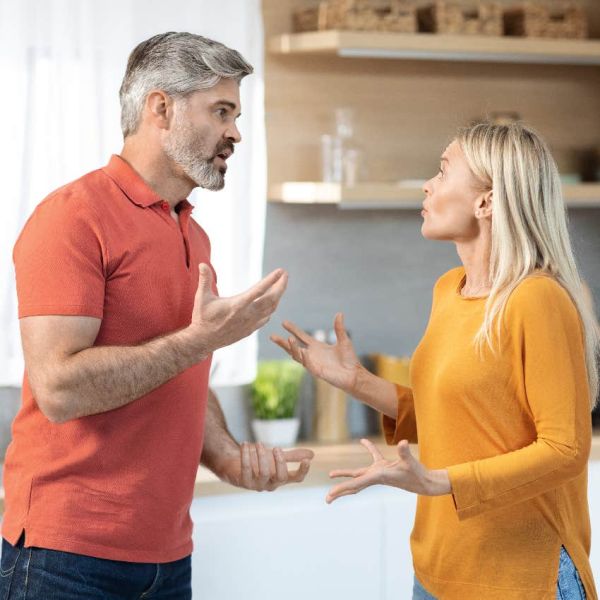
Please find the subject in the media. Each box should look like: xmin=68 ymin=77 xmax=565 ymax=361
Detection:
xmin=200 ymin=389 xmax=240 ymax=481
xmin=46 ymin=327 xmax=207 ymax=422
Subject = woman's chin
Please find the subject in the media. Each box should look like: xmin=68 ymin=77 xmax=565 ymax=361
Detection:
xmin=421 ymin=223 xmax=435 ymax=240
xmin=421 ymin=225 xmax=447 ymax=241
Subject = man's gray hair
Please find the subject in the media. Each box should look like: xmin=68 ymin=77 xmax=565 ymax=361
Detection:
xmin=119 ymin=32 xmax=253 ymax=138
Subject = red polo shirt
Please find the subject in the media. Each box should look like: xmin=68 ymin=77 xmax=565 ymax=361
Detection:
xmin=4 ymin=155 xmax=214 ymax=562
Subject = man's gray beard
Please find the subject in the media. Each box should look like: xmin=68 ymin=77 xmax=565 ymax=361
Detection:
xmin=163 ymin=125 xmax=225 ymax=191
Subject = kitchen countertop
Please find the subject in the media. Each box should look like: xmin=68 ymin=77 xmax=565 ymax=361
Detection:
xmin=1 ymin=435 xmax=599 ymax=511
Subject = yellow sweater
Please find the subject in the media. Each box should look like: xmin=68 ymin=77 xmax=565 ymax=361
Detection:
xmin=383 ymin=267 xmax=596 ymax=600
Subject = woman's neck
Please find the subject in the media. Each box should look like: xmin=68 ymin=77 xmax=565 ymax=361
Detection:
xmin=455 ymin=230 xmax=492 ymax=297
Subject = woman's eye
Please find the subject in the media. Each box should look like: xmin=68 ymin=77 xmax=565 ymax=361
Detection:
xmin=438 ymin=169 xmax=444 ymax=178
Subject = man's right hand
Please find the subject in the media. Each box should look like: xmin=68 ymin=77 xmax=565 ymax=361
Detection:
xmin=187 ymin=264 xmax=288 ymax=356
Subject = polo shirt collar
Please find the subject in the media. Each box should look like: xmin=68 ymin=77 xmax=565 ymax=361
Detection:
xmin=103 ymin=154 xmax=193 ymax=212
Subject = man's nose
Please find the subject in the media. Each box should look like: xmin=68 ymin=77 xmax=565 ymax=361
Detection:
xmin=226 ymin=123 xmax=242 ymax=144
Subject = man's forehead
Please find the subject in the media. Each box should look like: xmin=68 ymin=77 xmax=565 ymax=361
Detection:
xmin=190 ymin=82 xmax=241 ymax=108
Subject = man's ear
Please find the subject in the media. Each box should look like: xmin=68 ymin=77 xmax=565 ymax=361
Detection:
xmin=144 ymin=90 xmax=174 ymax=131
xmin=475 ymin=190 xmax=493 ymax=220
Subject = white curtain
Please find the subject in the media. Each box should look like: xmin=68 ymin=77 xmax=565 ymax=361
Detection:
xmin=0 ymin=0 xmax=266 ymax=387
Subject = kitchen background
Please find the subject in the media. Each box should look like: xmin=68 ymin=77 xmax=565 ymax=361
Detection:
xmin=1 ymin=0 xmax=600 ymax=598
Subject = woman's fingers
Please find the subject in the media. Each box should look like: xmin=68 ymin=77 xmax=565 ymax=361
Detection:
xmin=397 ymin=440 xmax=413 ymax=462
xmin=333 ymin=312 xmax=350 ymax=343
xmin=282 ymin=320 xmax=313 ymax=345
xmin=288 ymin=337 xmax=306 ymax=365
xmin=360 ymin=438 xmax=384 ymax=462
xmin=326 ymin=474 xmax=371 ymax=504
xmin=270 ymin=334 xmax=292 ymax=355
xmin=329 ymin=467 xmax=368 ymax=479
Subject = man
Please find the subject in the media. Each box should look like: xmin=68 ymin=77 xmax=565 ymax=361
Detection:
xmin=0 ymin=32 xmax=313 ymax=599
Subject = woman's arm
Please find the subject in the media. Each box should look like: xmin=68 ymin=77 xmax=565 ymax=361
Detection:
xmin=271 ymin=314 xmax=415 ymax=427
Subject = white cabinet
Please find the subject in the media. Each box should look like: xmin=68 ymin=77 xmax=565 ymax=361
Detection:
xmin=190 ymin=485 xmax=417 ymax=600
xmin=191 ymin=463 xmax=600 ymax=599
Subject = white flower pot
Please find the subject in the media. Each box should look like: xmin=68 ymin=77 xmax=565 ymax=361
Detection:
xmin=251 ymin=418 xmax=301 ymax=448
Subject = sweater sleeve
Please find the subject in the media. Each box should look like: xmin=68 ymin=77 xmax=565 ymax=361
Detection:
xmin=382 ymin=384 xmax=418 ymax=444
xmin=447 ymin=276 xmax=592 ymax=520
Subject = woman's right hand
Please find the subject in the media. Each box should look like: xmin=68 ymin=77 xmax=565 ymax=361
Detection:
xmin=270 ymin=313 xmax=361 ymax=394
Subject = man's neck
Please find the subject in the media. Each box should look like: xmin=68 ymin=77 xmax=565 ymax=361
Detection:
xmin=120 ymin=136 xmax=196 ymax=208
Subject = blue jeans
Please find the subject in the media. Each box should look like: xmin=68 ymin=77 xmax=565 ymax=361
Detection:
xmin=413 ymin=546 xmax=586 ymax=600
xmin=0 ymin=535 xmax=192 ymax=599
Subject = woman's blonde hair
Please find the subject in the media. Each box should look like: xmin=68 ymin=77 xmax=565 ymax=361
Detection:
xmin=457 ymin=122 xmax=599 ymax=409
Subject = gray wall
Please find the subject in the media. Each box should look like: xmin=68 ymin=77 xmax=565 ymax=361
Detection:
xmin=259 ymin=205 xmax=600 ymax=359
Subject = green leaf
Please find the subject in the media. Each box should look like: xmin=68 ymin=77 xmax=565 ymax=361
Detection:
xmin=250 ymin=360 xmax=305 ymax=420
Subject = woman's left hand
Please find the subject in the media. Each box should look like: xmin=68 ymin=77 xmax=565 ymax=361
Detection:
xmin=326 ymin=439 xmax=451 ymax=504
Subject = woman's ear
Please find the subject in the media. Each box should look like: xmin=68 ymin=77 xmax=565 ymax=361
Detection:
xmin=475 ymin=190 xmax=493 ymax=219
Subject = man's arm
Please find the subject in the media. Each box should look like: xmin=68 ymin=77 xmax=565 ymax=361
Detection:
xmin=200 ymin=388 xmax=241 ymax=476
xmin=22 ymin=264 xmax=287 ymax=423
xmin=201 ymin=388 xmax=314 ymax=491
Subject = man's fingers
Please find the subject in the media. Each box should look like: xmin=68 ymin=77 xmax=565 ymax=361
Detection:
xmin=329 ymin=467 xmax=367 ymax=479
xmin=241 ymin=269 xmax=287 ymax=305
xmin=282 ymin=320 xmax=312 ymax=346
xmin=288 ymin=459 xmax=311 ymax=483
xmin=256 ymin=443 xmax=272 ymax=489
xmin=360 ymin=438 xmax=384 ymax=462
xmin=240 ymin=443 xmax=254 ymax=490
xmin=252 ymin=272 xmax=288 ymax=315
xmin=196 ymin=263 xmax=215 ymax=300
xmin=273 ymin=447 xmax=288 ymax=483
xmin=282 ymin=448 xmax=314 ymax=462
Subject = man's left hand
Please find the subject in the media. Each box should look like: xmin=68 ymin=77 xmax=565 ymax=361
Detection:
xmin=220 ymin=442 xmax=314 ymax=491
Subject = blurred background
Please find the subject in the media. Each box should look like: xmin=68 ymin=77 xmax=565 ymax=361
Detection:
xmin=1 ymin=0 xmax=599 ymax=597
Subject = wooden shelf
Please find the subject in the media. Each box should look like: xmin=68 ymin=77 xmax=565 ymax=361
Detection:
xmin=269 ymin=182 xmax=600 ymax=209
xmin=269 ymin=31 xmax=600 ymax=65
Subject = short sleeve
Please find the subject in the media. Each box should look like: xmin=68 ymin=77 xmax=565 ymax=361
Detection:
xmin=13 ymin=195 xmax=106 ymax=319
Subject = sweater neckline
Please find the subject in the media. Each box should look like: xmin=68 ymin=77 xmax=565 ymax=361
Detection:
xmin=456 ymin=273 xmax=489 ymax=301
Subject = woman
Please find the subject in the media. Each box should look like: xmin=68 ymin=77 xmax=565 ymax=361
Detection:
xmin=272 ymin=122 xmax=598 ymax=599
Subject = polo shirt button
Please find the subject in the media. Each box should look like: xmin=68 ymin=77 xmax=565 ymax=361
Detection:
xmin=161 ymin=201 xmax=170 ymax=211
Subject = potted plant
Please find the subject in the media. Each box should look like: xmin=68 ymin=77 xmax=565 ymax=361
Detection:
xmin=250 ymin=360 xmax=304 ymax=447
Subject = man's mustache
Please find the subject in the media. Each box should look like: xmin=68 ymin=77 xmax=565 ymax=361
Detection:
xmin=213 ymin=141 xmax=234 ymax=159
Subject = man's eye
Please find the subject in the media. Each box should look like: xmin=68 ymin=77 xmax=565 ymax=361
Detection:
xmin=217 ymin=108 xmax=227 ymax=117
xmin=438 ymin=169 xmax=444 ymax=178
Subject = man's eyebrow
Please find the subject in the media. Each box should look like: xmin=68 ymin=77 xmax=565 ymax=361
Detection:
xmin=440 ymin=156 xmax=449 ymax=163
xmin=213 ymin=100 xmax=241 ymax=117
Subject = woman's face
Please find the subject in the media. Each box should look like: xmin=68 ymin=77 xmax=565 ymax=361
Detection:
xmin=421 ymin=140 xmax=488 ymax=242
